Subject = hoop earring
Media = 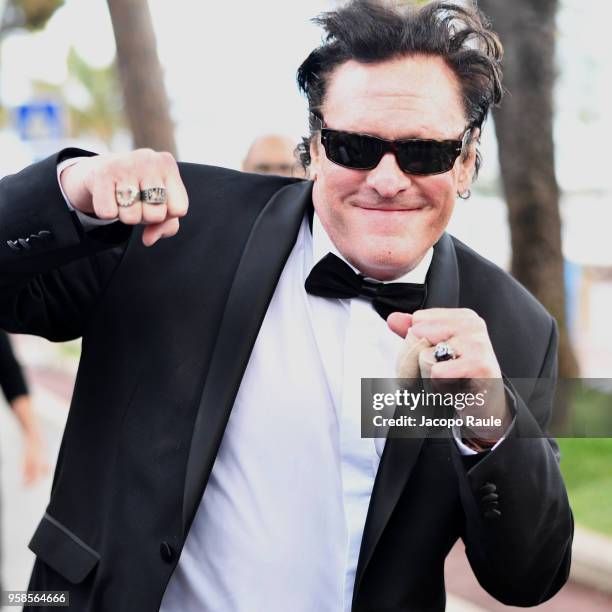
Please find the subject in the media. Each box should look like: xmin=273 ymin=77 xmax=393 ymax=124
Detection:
xmin=457 ymin=189 xmax=471 ymax=200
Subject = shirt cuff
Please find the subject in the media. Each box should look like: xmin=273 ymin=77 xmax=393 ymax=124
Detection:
xmin=451 ymin=383 xmax=517 ymax=455
xmin=57 ymin=158 xmax=117 ymax=229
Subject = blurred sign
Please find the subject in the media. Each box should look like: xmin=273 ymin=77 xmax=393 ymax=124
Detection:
xmin=15 ymin=100 xmax=64 ymax=141
xmin=12 ymin=100 xmax=68 ymax=162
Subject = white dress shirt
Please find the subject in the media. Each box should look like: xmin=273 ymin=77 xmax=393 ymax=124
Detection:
xmin=159 ymin=213 xmax=434 ymax=612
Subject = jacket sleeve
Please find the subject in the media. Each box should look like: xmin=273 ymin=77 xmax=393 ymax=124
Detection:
xmin=452 ymin=317 xmax=573 ymax=606
xmin=0 ymin=150 xmax=132 ymax=341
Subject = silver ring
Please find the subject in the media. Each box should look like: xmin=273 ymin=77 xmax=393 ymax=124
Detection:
xmin=140 ymin=187 xmax=167 ymax=205
xmin=115 ymin=186 xmax=140 ymax=207
xmin=433 ymin=342 xmax=456 ymax=362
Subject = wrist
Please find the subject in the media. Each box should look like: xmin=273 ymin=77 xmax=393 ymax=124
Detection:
xmin=461 ymin=430 xmax=499 ymax=451
xmin=461 ymin=408 xmax=510 ymax=451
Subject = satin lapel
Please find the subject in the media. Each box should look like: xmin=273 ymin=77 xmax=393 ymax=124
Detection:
xmin=353 ymin=232 xmax=460 ymax=595
xmin=422 ymin=233 xmax=460 ymax=311
xmin=182 ymin=180 xmax=313 ymax=533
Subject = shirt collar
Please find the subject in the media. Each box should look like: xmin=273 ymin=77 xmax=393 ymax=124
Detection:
xmin=311 ymin=211 xmax=433 ymax=284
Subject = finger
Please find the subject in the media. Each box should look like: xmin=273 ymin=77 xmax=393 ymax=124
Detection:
xmin=410 ymin=318 xmax=482 ymax=345
xmin=412 ymin=307 xmax=466 ymax=320
xmin=430 ymin=357 xmax=472 ymax=379
xmin=418 ymin=343 xmax=469 ymax=381
xmin=410 ymin=321 xmax=461 ymax=345
xmin=91 ymin=169 xmax=119 ymax=220
xmin=439 ymin=335 xmax=494 ymax=363
xmin=116 ymin=179 xmax=143 ymax=225
xmin=140 ymin=183 xmax=168 ymax=225
xmin=387 ymin=312 xmax=412 ymax=338
xmin=164 ymin=162 xmax=189 ymax=218
xmin=412 ymin=308 xmax=482 ymax=326
xmin=430 ymin=354 xmax=498 ymax=380
xmin=142 ymin=217 xmax=180 ymax=247
xmin=138 ymin=151 xmax=171 ymax=223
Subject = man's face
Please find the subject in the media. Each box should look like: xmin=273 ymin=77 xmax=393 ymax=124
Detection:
xmin=310 ymin=55 xmax=477 ymax=281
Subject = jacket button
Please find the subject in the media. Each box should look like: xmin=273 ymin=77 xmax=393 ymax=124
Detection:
xmin=479 ymin=482 xmax=496 ymax=495
xmin=484 ymin=508 xmax=502 ymax=520
xmin=160 ymin=541 xmax=175 ymax=563
xmin=481 ymin=492 xmax=499 ymax=504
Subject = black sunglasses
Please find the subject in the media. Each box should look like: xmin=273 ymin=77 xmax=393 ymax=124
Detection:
xmin=316 ymin=115 xmax=472 ymax=176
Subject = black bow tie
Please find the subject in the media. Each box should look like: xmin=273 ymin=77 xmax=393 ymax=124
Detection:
xmin=305 ymin=253 xmax=427 ymax=320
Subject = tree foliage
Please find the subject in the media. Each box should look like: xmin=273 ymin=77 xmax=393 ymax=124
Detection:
xmin=1 ymin=0 xmax=64 ymax=33
xmin=66 ymin=48 xmax=125 ymax=145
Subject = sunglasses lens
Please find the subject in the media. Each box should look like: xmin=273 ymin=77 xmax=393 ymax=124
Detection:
xmin=321 ymin=127 xmax=463 ymax=175
xmin=322 ymin=131 xmax=382 ymax=169
xmin=396 ymin=140 xmax=460 ymax=175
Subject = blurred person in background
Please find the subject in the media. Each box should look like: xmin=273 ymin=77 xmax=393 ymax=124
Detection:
xmin=0 ymin=331 xmax=49 ymax=591
xmin=242 ymin=134 xmax=305 ymax=177
xmin=0 ymin=1 xmax=572 ymax=611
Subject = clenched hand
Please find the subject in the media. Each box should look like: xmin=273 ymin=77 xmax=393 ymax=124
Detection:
xmin=59 ymin=149 xmax=189 ymax=246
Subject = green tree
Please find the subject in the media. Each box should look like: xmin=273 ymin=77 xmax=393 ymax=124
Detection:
xmin=0 ymin=0 xmax=64 ymax=33
xmin=65 ymin=48 xmax=125 ymax=146
xmin=1 ymin=0 xmax=176 ymax=155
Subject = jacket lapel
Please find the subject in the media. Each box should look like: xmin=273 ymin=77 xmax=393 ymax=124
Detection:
xmin=353 ymin=232 xmax=460 ymax=595
xmin=182 ymin=180 xmax=313 ymax=533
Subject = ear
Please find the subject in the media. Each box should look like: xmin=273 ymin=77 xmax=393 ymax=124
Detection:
xmin=456 ymin=127 xmax=480 ymax=194
xmin=309 ymin=135 xmax=321 ymax=180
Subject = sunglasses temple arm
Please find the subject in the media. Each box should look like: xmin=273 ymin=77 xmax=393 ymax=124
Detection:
xmin=310 ymin=112 xmax=324 ymax=131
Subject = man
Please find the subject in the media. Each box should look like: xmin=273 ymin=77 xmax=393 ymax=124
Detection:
xmin=242 ymin=134 xmax=305 ymax=177
xmin=0 ymin=333 xmax=49 ymax=487
xmin=0 ymin=332 xmax=49 ymax=592
xmin=0 ymin=1 xmax=572 ymax=611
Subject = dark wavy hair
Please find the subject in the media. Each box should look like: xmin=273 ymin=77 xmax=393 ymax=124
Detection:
xmin=296 ymin=0 xmax=503 ymax=179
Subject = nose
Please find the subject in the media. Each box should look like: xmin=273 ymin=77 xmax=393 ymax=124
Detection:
xmin=365 ymin=152 xmax=412 ymax=199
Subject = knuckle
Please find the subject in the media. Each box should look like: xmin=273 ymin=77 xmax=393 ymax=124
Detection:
xmin=107 ymin=162 xmax=133 ymax=184
xmin=96 ymin=163 xmax=115 ymax=182
xmin=471 ymin=337 xmax=489 ymax=354
xmin=132 ymin=148 xmax=156 ymax=166
xmin=460 ymin=308 xmax=486 ymax=328
xmin=159 ymin=151 xmax=176 ymax=166
xmin=173 ymin=200 xmax=189 ymax=218
xmin=95 ymin=208 xmax=117 ymax=220
xmin=412 ymin=310 xmax=425 ymax=323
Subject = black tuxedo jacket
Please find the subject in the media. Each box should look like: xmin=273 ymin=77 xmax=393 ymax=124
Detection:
xmin=0 ymin=151 xmax=572 ymax=611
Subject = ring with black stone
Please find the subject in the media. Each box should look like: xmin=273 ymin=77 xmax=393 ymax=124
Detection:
xmin=433 ymin=342 xmax=456 ymax=362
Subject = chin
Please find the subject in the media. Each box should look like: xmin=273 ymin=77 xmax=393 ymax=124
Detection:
xmin=350 ymin=247 xmax=419 ymax=281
